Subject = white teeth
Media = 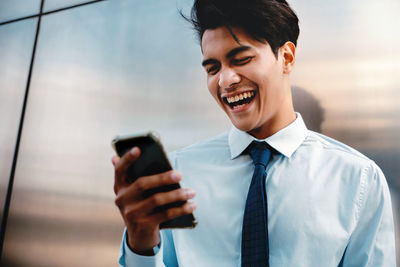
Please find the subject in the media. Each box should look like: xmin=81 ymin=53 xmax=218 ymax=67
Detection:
xmin=233 ymin=104 xmax=245 ymax=109
xmin=226 ymin=92 xmax=254 ymax=104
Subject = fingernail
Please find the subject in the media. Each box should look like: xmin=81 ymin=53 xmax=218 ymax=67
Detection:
xmin=170 ymin=171 xmax=181 ymax=182
xmin=186 ymin=189 xmax=196 ymax=198
xmin=189 ymin=202 xmax=197 ymax=210
xmin=130 ymin=147 xmax=139 ymax=156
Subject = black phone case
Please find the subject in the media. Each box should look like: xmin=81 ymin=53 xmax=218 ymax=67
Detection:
xmin=112 ymin=132 xmax=197 ymax=229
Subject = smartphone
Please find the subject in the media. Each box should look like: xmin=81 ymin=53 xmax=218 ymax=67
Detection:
xmin=112 ymin=132 xmax=197 ymax=229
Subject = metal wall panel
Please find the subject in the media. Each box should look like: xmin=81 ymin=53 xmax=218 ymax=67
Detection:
xmin=290 ymin=0 xmax=400 ymax=262
xmin=1 ymin=0 xmax=399 ymax=265
xmin=0 ymin=0 xmax=41 ymax=23
xmin=1 ymin=0 xmax=228 ymax=265
xmin=44 ymin=0 xmax=103 ymax=12
xmin=0 ymin=18 xmax=37 ymax=246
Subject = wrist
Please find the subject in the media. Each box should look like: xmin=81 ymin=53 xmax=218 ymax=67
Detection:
xmin=126 ymin=228 xmax=160 ymax=254
xmin=127 ymin=242 xmax=157 ymax=256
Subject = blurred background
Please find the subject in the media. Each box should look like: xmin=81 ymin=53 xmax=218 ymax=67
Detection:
xmin=0 ymin=0 xmax=399 ymax=266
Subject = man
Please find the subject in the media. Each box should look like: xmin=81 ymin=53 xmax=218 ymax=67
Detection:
xmin=112 ymin=0 xmax=396 ymax=266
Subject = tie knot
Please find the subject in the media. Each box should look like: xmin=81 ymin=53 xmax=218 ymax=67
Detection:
xmin=248 ymin=141 xmax=271 ymax=167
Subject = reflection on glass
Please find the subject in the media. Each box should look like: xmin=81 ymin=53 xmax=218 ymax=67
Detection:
xmin=0 ymin=0 xmax=41 ymax=23
xmin=0 ymin=18 xmax=37 ymax=239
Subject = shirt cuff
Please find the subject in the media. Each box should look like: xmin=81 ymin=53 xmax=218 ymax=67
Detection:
xmin=119 ymin=229 xmax=164 ymax=267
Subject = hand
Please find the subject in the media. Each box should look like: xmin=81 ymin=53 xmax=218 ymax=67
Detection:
xmin=112 ymin=147 xmax=197 ymax=253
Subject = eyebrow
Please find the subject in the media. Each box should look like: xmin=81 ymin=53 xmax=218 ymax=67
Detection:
xmin=201 ymin=45 xmax=252 ymax=67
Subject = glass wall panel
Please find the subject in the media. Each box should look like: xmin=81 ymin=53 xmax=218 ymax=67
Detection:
xmin=290 ymin=0 xmax=400 ymax=262
xmin=0 ymin=18 xmax=37 ymax=241
xmin=0 ymin=0 xmax=41 ymax=23
xmin=2 ymin=0 xmax=228 ymax=266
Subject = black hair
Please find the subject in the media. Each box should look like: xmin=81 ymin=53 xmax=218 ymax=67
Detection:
xmin=182 ymin=0 xmax=300 ymax=56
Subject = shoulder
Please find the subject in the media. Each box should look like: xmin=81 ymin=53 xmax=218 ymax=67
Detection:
xmin=302 ymin=130 xmax=385 ymax=181
xmin=178 ymin=131 xmax=229 ymax=153
xmin=303 ymin=130 xmax=372 ymax=163
xmin=168 ymin=131 xmax=230 ymax=166
xmin=301 ymin=132 xmax=389 ymax=210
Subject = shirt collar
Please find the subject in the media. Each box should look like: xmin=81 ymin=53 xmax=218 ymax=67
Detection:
xmin=228 ymin=113 xmax=308 ymax=159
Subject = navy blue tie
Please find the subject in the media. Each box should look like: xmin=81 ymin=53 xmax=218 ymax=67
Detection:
xmin=242 ymin=141 xmax=271 ymax=267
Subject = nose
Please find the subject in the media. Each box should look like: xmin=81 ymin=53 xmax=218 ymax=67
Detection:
xmin=218 ymin=67 xmax=240 ymax=89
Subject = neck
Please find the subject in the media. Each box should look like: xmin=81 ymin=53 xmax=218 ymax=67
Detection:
xmin=248 ymin=86 xmax=296 ymax=139
xmin=248 ymin=111 xmax=296 ymax=139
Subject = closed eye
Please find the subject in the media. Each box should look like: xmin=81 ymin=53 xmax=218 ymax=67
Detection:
xmin=232 ymin=56 xmax=253 ymax=65
xmin=206 ymin=64 xmax=220 ymax=75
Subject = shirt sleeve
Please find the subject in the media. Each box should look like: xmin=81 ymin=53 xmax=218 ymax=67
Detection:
xmin=118 ymin=229 xmax=178 ymax=267
xmin=341 ymin=162 xmax=396 ymax=267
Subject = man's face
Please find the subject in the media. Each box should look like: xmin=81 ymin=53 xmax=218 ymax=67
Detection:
xmin=201 ymin=27 xmax=294 ymax=138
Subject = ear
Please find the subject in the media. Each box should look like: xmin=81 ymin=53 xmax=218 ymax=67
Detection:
xmin=280 ymin=41 xmax=296 ymax=74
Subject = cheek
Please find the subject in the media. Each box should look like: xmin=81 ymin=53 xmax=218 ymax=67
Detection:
xmin=207 ymin=77 xmax=219 ymax=99
xmin=258 ymin=66 xmax=280 ymax=96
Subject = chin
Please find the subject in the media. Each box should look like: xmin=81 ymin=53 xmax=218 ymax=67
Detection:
xmin=231 ymin=120 xmax=257 ymax=133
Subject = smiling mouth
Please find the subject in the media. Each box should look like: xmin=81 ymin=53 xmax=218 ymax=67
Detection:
xmin=222 ymin=91 xmax=256 ymax=109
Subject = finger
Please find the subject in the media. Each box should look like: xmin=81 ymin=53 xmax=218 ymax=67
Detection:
xmin=133 ymin=170 xmax=182 ymax=194
xmin=142 ymin=188 xmax=196 ymax=212
xmin=116 ymin=197 xmax=147 ymax=224
xmin=118 ymin=171 xmax=182 ymax=202
xmin=115 ymin=184 xmax=195 ymax=219
xmin=114 ymin=147 xmax=141 ymax=186
xmin=150 ymin=201 xmax=197 ymax=224
xmin=111 ymin=155 xmax=120 ymax=166
xmin=114 ymin=186 xmax=158 ymax=222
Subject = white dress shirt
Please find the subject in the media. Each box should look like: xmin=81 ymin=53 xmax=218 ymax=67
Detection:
xmin=119 ymin=113 xmax=396 ymax=267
